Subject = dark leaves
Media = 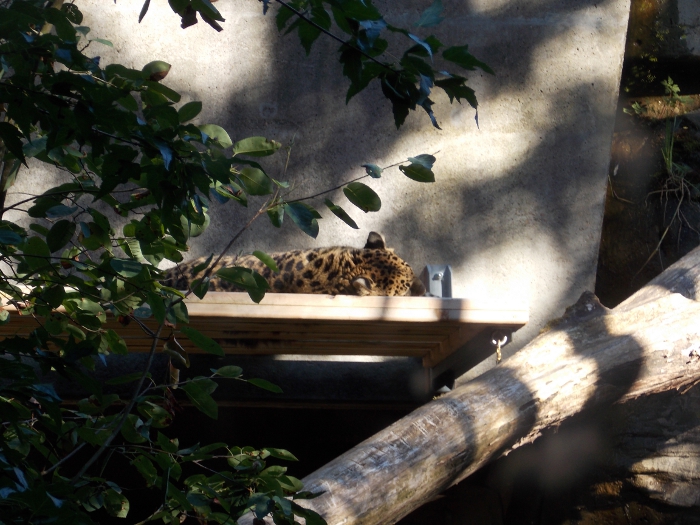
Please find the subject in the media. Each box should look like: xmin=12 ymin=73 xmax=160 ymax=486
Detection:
xmin=284 ymin=202 xmax=320 ymax=238
xmin=343 ymin=182 xmax=381 ymax=212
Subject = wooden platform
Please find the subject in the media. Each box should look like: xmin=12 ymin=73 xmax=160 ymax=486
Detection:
xmin=1 ymin=293 xmax=528 ymax=368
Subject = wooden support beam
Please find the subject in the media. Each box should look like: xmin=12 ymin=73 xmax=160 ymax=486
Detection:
xmin=0 ymin=292 xmax=527 ymax=368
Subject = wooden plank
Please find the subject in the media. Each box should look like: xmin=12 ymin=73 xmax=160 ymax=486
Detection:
xmin=0 ymin=292 xmax=528 ymax=367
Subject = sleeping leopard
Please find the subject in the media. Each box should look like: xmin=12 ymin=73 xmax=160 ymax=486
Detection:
xmin=164 ymin=232 xmax=426 ymax=297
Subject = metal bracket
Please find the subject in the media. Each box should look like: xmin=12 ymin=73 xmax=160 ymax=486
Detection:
xmin=420 ymin=265 xmax=452 ymax=298
xmin=429 ymin=327 xmax=515 ymax=393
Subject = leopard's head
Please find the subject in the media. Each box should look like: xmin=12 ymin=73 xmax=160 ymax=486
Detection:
xmin=350 ymin=232 xmax=426 ymax=297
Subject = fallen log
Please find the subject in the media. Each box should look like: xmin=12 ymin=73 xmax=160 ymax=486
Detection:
xmin=255 ymin=246 xmax=700 ymax=525
xmin=608 ymin=384 xmax=700 ymax=508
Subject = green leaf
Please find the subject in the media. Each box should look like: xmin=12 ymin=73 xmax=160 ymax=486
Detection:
xmin=104 ymin=488 xmax=130 ymax=518
xmin=399 ymin=163 xmax=435 ymax=183
xmin=23 ymin=136 xmax=48 ymax=158
xmin=0 ymin=310 xmax=10 ymax=326
xmin=216 ymin=267 xmax=269 ymax=303
xmin=30 ymin=223 xmax=49 ymax=236
xmin=442 ymin=45 xmax=494 ymax=74
xmin=147 ymin=292 xmax=166 ymax=324
xmin=180 ymin=326 xmax=224 ymax=356
xmin=142 ymin=60 xmax=171 ymax=81
xmin=45 ymin=204 xmax=77 ymax=219
xmin=91 ymin=37 xmax=113 ymax=47
xmin=267 ymin=205 xmax=284 ymax=228
xmin=46 ymin=220 xmax=76 ymax=252
xmin=132 ymin=456 xmax=158 ymax=486
xmin=284 ymin=203 xmax=319 ymax=238
xmin=180 ymin=209 xmax=210 ymax=239
xmin=213 ymin=365 xmax=243 ymax=378
xmin=362 ymin=163 xmax=383 ymax=178
xmin=61 ymin=3 xmax=83 ymax=24
xmin=44 ymin=7 xmax=77 ymax=41
xmin=435 ymin=75 xmax=477 ymax=107
xmin=110 ymin=258 xmax=144 ymax=277
xmin=144 ymin=80 xmax=182 ymax=103
xmin=117 ymin=94 xmax=139 ymax=112
xmin=191 ymin=277 xmax=211 ymax=299
xmin=192 ymin=0 xmax=224 ymax=22
xmin=278 ymin=475 xmax=304 ymax=492
xmin=407 ymin=154 xmax=436 ymax=169
xmin=22 ymin=236 xmax=52 ymax=271
xmin=0 ymin=229 xmax=22 ymax=245
xmin=42 ymin=285 xmax=65 ymax=309
xmin=217 ymin=266 xmax=258 ymax=288
xmin=178 ymin=101 xmax=203 ymax=123
xmin=274 ymin=495 xmax=293 ymax=516
xmin=238 ymin=167 xmax=273 ymax=195
xmin=105 ymin=330 xmax=129 ymax=356
xmin=290 ymin=501 xmax=325 ymax=525
xmin=157 ymin=432 xmax=179 ymax=453
xmin=297 ymin=19 xmax=322 ymax=54
xmin=192 ymin=254 xmax=214 ymax=274
xmin=264 ymin=448 xmax=299 ymax=462
xmin=0 ymin=122 xmax=26 ymax=165
xmin=233 ymin=136 xmax=281 ymax=157
xmin=415 ymin=0 xmax=444 ymax=27
xmin=139 ymin=403 xmax=172 ymax=428
xmin=182 ymin=381 xmax=218 ymax=419
xmin=121 ymin=414 xmax=147 ymax=444
xmin=343 ymin=182 xmax=381 ymax=212
xmin=324 ymin=199 xmax=359 ymax=229
xmin=199 ymin=124 xmax=232 ymax=148
xmin=139 ymin=0 xmax=151 ymax=23
xmin=252 ymin=250 xmax=279 ymax=273
xmin=247 ymin=378 xmax=283 ymax=393
xmin=65 ymin=324 xmax=86 ymax=341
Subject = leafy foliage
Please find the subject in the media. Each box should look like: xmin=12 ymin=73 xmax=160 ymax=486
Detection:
xmin=139 ymin=0 xmax=492 ymax=129
xmin=0 ymin=0 xmax=462 ymax=522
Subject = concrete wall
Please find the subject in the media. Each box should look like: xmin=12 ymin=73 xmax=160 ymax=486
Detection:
xmin=9 ymin=0 xmax=631 ymax=380
xmin=680 ymin=0 xmax=700 ymax=54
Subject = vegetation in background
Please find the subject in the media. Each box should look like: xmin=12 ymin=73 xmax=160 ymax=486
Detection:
xmin=0 ymin=0 xmax=487 ymax=522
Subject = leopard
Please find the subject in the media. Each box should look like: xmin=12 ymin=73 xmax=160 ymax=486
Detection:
xmin=163 ymin=232 xmax=426 ymax=297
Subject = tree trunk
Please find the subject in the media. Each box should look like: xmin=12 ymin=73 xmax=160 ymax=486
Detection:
xmin=251 ymin=246 xmax=700 ymax=525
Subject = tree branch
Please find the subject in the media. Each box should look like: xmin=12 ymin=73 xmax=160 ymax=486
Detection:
xmin=70 ymin=323 xmax=164 ymax=484
xmin=273 ymin=0 xmax=396 ymax=74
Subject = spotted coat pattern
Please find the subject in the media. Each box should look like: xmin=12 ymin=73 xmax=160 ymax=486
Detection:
xmin=164 ymin=232 xmax=425 ymax=297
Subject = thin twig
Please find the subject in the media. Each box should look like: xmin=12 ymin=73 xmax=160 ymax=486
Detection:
xmin=273 ymin=0 xmax=396 ymax=74
xmin=634 ymin=185 xmax=684 ymax=280
xmin=70 ymin=323 xmax=165 ymax=484
xmin=41 ymin=443 xmax=86 ymax=476
xmin=286 ymin=151 xmax=439 ymax=204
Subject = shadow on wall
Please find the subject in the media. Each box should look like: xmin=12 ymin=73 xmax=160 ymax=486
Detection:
xmin=189 ymin=0 xmax=621 ymax=358
xmin=184 ymin=0 xmax=620 ymax=260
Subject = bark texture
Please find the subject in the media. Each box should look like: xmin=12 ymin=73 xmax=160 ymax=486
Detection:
xmin=246 ymin=246 xmax=700 ymax=525
xmin=608 ymin=385 xmax=700 ymax=507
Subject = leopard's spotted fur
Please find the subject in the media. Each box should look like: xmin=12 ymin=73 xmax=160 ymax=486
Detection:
xmin=164 ymin=232 xmax=425 ymax=297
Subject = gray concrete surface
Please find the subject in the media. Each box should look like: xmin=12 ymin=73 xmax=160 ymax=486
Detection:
xmin=7 ymin=0 xmax=631 ymax=389
xmin=679 ymin=0 xmax=700 ymax=54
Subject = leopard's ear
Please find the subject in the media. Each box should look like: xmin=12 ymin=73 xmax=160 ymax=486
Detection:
xmin=351 ymin=276 xmax=374 ymax=296
xmin=364 ymin=231 xmax=386 ymax=250
xmin=410 ymin=277 xmax=426 ymax=296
